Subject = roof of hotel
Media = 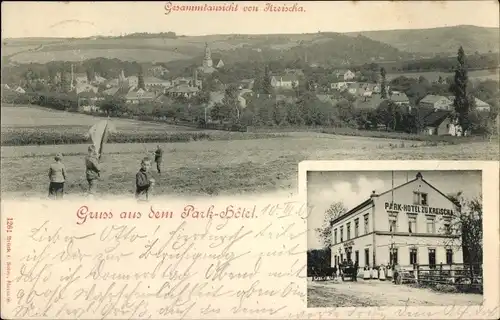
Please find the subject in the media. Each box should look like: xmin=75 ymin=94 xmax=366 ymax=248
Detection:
xmin=330 ymin=173 xmax=459 ymax=226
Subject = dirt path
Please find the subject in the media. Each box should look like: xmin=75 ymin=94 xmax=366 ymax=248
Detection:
xmin=308 ymin=279 xmax=483 ymax=308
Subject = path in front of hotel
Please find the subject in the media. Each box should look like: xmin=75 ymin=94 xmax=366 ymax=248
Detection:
xmin=307 ymin=278 xmax=483 ymax=308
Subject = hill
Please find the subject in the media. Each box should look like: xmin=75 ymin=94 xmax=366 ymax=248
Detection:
xmin=2 ymin=32 xmax=413 ymax=65
xmin=347 ymin=25 xmax=499 ymax=55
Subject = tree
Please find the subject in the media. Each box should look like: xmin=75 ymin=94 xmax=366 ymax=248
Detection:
xmin=315 ymin=202 xmax=347 ymax=248
xmin=86 ymin=67 xmax=96 ymax=82
xmin=262 ymin=65 xmax=273 ymax=95
xmin=98 ymin=97 xmax=125 ymax=116
xmin=376 ymin=100 xmax=401 ymax=131
xmin=380 ymin=67 xmax=387 ymax=99
xmin=138 ymin=68 xmax=145 ymax=90
xmin=445 ymin=192 xmax=483 ymax=287
xmin=452 ymin=46 xmax=471 ymax=133
xmin=210 ymin=102 xmax=231 ymax=123
xmin=222 ymin=84 xmax=241 ymax=123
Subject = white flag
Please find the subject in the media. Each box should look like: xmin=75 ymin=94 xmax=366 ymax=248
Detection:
xmin=86 ymin=120 xmax=116 ymax=159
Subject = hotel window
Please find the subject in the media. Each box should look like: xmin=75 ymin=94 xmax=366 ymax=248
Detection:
xmin=410 ymin=248 xmax=418 ymax=265
xmin=408 ymin=215 xmax=417 ymax=234
xmin=389 ymin=212 xmax=398 ymax=233
xmin=389 ymin=248 xmax=399 ymax=265
xmin=354 ymin=218 xmax=359 ymax=237
xmin=414 ymin=192 xmax=429 ymax=206
xmin=364 ymin=248 xmax=370 ymax=266
xmin=428 ymin=249 xmax=436 ymax=268
xmin=446 ymin=249 xmax=453 ymax=265
xmin=426 ymin=217 xmax=436 ymax=233
xmin=443 ymin=220 xmax=452 ymax=235
xmin=355 ymin=250 xmax=359 ymax=264
xmin=334 ymin=229 xmax=338 ymax=244
xmin=364 ymin=214 xmax=369 ymax=234
xmin=346 ymin=223 xmax=351 ymax=240
xmin=340 ymin=226 xmax=344 ymax=242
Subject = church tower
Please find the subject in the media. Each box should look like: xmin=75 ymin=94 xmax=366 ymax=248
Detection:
xmin=202 ymin=42 xmax=213 ymax=68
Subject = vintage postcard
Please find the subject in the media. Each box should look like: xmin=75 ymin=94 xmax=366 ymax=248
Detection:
xmin=1 ymin=1 xmax=499 ymax=319
xmin=301 ymin=160 xmax=499 ymax=317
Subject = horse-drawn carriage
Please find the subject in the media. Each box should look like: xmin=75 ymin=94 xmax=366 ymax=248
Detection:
xmin=341 ymin=264 xmax=358 ymax=281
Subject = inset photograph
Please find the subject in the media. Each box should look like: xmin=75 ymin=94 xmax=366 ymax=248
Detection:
xmin=307 ymin=169 xmax=483 ymax=307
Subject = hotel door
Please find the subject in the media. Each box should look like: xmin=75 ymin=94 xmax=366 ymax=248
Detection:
xmin=355 ymin=250 xmax=359 ymax=264
xmin=346 ymin=247 xmax=352 ymax=262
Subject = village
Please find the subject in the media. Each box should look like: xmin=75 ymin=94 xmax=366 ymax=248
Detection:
xmin=1 ymin=41 xmax=497 ymax=136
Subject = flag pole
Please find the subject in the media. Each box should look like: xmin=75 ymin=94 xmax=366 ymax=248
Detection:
xmin=98 ymin=121 xmax=108 ymax=161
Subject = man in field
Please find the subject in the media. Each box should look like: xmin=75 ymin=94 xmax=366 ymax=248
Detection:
xmin=154 ymin=145 xmax=163 ymax=175
xmin=85 ymin=145 xmax=100 ymax=196
xmin=136 ymin=157 xmax=155 ymax=201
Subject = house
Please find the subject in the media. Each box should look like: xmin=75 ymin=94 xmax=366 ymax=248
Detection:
xmin=331 ymin=82 xmax=352 ymax=91
xmin=330 ymin=172 xmax=463 ymax=275
xmin=355 ymin=93 xmax=385 ymax=109
xmin=284 ymin=68 xmax=304 ymax=76
xmin=92 ymin=74 xmax=107 ymax=85
xmin=124 ymin=88 xmax=157 ymax=104
xmin=102 ymin=87 xmax=121 ymax=97
xmin=448 ymin=96 xmax=491 ymax=112
xmin=77 ymin=91 xmax=103 ymax=112
xmin=143 ymin=77 xmax=172 ymax=93
xmin=270 ymin=75 xmax=299 ymax=89
xmin=474 ymin=98 xmax=491 ymax=112
xmin=148 ymin=65 xmax=169 ymax=77
xmin=419 ymin=95 xmax=453 ymax=111
xmin=14 ymin=86 xmax=26 ymax=94
xmin=74 ymin=73 xmax=89 ymax=85
xmin=418 ymin=110 xmax=464 ymax=136
xmin=127 ymin=76 xmax=139 ymax=88
xmin=344 ymin=70 xmax=355 ymax=81
xmin=389 ymin=92 xmax=410 ymax=107
xmin=75 ymin=83 xmax=99 ymax=95
xmin=165 ymin=84 xmax=199 ymax=99
xmin=238 ymin=79 xmax=255 ymax=90
xmin=213 ymin=58 xmax=224 ymax=69
xmin=172 ymin=76 xmax=202 ymax=88
xmin=2 ymin=84 xmax=11 ymax=90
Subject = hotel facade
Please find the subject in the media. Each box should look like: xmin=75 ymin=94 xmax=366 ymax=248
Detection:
xmin=330 ymin=172 xmax=463 ymax=271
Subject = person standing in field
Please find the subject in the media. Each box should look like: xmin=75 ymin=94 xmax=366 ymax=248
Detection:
xmin=85 ymin=145 xmax=100 ymax=196
xmin=136 ymin=157 xmax=155 ymax=201
xmin=154 ymin=145 xmax=163 ymax=175
xmin=48 ymin=153 xmax=67 ymax=199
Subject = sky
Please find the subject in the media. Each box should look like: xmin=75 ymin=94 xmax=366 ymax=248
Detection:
xmin=307 ymin=170 xmax=482 ymax=249
xmin=1 ymin=1 xmax=499 ymax=38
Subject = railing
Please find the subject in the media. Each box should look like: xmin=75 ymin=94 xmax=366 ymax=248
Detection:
xmin=396 ymin=263 xmax=483 ymax=292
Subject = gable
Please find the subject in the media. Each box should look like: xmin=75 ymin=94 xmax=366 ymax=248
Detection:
xmin=376 ymin=177 xmax=458 ymax=211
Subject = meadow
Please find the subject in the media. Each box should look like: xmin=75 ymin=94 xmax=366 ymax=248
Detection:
xmin=1 ymin=105 xmax=498 ymax=199
xmin=387 ymin=69 xmax=499 ymax=82
xmin=0 ymin=106 xmax=286 ymax=146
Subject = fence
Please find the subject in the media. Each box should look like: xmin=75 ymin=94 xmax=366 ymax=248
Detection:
xmin=397 ymin=263 xmax=483 ymax=292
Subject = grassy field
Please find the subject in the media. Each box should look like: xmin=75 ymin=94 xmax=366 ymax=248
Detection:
xmin=387 ymin=69 xmax=499 ymax=82
xmin=2 ymin=133 xmax=498 ymax=198
xmin=1 ymin=105 xmax=498 ymax=199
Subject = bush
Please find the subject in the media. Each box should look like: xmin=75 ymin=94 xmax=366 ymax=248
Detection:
xmin=0 ymin=126 xmax=286 ymax=146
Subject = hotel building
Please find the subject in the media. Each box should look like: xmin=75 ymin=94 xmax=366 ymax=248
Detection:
xmin=330 ymin=172 xmax=463 ymax=271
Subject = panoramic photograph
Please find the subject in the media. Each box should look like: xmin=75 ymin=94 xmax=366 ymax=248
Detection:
xmin=1 ymin=1 xmax=499 ymax=200
xmin=307 ymin=170 xmax=484 ymax=307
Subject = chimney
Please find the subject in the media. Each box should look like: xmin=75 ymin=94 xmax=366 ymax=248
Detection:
xmin=416 ymin=172 xmax=423 ymax=180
